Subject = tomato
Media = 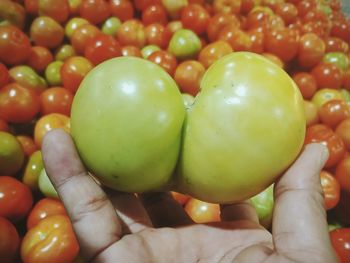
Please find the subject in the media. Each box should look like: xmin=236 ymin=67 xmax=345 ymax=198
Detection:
xmin=0 ymin=119 xmax=9 ymax=132
xmin=262 ymin=53 xmax=285 ymax=68
xmin=198 ymin=40 xmax=233 ymax=69
xmin=38 ymin=169 xmax=58 ymax=199
xmin=27 ymin=46 xmax=54 ymax=73
xmin=148 ymin=50 xmax=178 ymax=76
xmin=17 ymin=135 xmax=38 ymax=157
xmin=40 ymin=87 xmax=74 ymax=116
xmin=325 ymin=37 xmax=349 ymax=53
xmin=303 ymin=100 xmax=319 ymax=126
xmin=79 ymin=0 xmax=110 ymax=25
xmin=121 ymin=45 xmax=143 ymax=57
xmin=311 ymin=62 xmax=343 ymax=90
xmin=0 ymin=132 xmax=24 ymax=176
xmin=61 ymin=56 xmax=93 ymax=93
xmin=246 ymin=7 xmax=273 ymax=30
xmin=117 ymin=19 xmax=146 ymax=48
xmin=311 ymin=88 xmax=343 ymax=108
xmin=0 ymin=63 xmax=10 ymax=89
xmin=145 ymin=23 xmax=172 ymax=48
xmin=330 ymin=228 xmax=350 ymax=263
xmin=34 ymin=113 xmax=70 ymax=148
xmin=30 ymin=16 xmax=64 ymax=49
xmin=218 ymin=25 xmax=252 ymax=51
xmin=0 ymin=25 xmax=31 ymax=66
xmin=184 ymin=198 xmax=220 ymax=223
xmin=64 ymin=17 xmax=90 ymax=39
xmin=319 ymin=99 xmax=350 ymax=128
xmin=264 ymin=27 xmax=299 ymax=62
xmin=134 ymin=0 xmax=161 ymax=11
xmin=70 ymin=24 xmax=101 ymax=55
xmin=22 ymin=150 xmax=43 ymax=191
xmin=304 ymin=124 xmax=345 ymax=167
xmin=323 ymin=52 xmax=349 ymax=71
xmin=84 ymin=34 xmax=122 ymax=65
xmin=110 ymin=0 xmax=134 ymax=22
xmin=166 ymin=20 xmax=183 ymax=34
xmin=292 ymin=72 xmax=317 ymax=99
xmin=251 ymin=184 xmax=274 ymax=229
xmin=181 ymin=4 xmax=210 ymax=35
xmin=213 ymin=0 xmax=241 ymax=14
xmin=171 ymin=192 xmax=190 ymax=205
xmin=21 ymin=215 xmax=79 ymax=263
xmin=320 ymin=170 xmax=340 ymax=210
xmin=330 ymin=20 xmax=350 ymax=44
xmin=25 ymin=0 xmax=39 ymax=14
xmin=297 ymin=33 xmax=326 ymax=69
xmin=27 ymin=198 xmax=67 ymax=229
xmin=335 ymin=153 xmax=350 ymax=192
xmin=206 ymin=13 xmax=240 ymax=42
xmin=168 ymin=29 xmax=201 ymax=60
xmin=38 ymin=0 xmax=70 ymax=23
xmin=142 ymin=4 xmax=168 ymax=26
xmin=68 ymin=0 xmax=82 ymax=15
xmin=174 ymin=60 xmax=205 ymax=96
xmin=248 ymin=28 xmax=265 ymax=54
xmin=0 ymin=176 xmax=33 ymax=222
xmin=0 ymin=83 xmax=40 ymax=124
xmin=336 ymin=118 xmax=350 ymax=151
xmin=0 ymin=0 xmax=26 ymax=29
xmin=9 ymin=65 xmax=47 ymax=93
xmin=275 ymin=2 xmax=298 ymax=25
xmin=0 ymin=217 xmax=20 ymax=263
xmin=344 ymin=68 xmax=350 ymax=91
xmin=102 ymin=17 xmax=121 ymax=37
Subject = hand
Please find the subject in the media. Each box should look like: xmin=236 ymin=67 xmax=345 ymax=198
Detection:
xmin=42 ymin=129 xmax=338 ymax=263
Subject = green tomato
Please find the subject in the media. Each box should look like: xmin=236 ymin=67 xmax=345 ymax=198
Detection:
xmin=9 ymin=65 xmax=47 ymax=93
xmin=176 ymin=52 xmax=305 ymax=203
xmin=340 ymin=89 xmax=350 ymax=106
xmin=251 ymin=184 xmax=274 ymax=229
xmin=102 ymin=17 xmax=121 ymax=37
xmin=168 ymin=29 xmax=201 ymax=60
xmin=38 ymin=169 xmax=58 ymax=199
xmin=55 ymin=44 xmax=76 ymax=61
xmin=71 ymin=57 xmax=185 ymax=193
xmin=0 ymin=131 xmax=24 ymax=175
xmin=45 ymin=61 xmax=64 ymax=86
xmin=141 ymin=45 xmax=161 ymax=59
xmin=65 ymin=17 xmax=89 ymax=39
xmin=323 ymin=52 xmax=350 ymax=71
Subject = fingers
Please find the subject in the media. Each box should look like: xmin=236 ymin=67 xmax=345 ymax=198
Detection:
xmin=272 ymin=143 xmax=333 ymax=254
xmin=220 ymin=200 xmax=259 ymax=223
xmin=42 ymin=129 xmax=123 ymax=261
xmin=139 ymin=192 xmax=193 ymax=227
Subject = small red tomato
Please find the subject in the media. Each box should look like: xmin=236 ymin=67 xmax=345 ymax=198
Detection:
xmin=145 ymin=23 xmax=172 ymax=49
xmin=121 ymin=45 xmax=143 ymax=57
xmin=336 ymin=118 xmax=350 ymax=151
xmin=343 ymin=68 xmax=350 ymax=91
xmin=218 ymin=25 xmax=252 ymax=52
xmin=324 ymin=37 xmax=349 ymax=53
xmin=27 ymin=46 xmax=54 ymax=73
xmin=174 ymin=60 xmax=205 ymax=96
xmin=16 ymin=135 xmax=38 ymax=157
xmin=206 ymin=13 xmax=240 ymax=42
xmin=297 ymin=33 xmax=326 ymax=69
xmin=38 ymin=0 xmax=70 ymax=23
xmin=304 ymin=124 xmax=346 ymax=168
xmin=27 ymin=198 xmax=67 ymax=229
xmin=292 ymin=72 xmax=317 ymax=99
xmin=248 ymin=28 xmax=265 ymax=54
xmin=71 ymin=24 xmax=101 ymax=55
xmin=335 ymin=154 xmax=350 ymax=193
xmin=84 ymin=34 xmax=122 ymax=65
xmin=331 ymin=20 xmax=350 ymax=44
xmin=0 ymin=119 xmax=9 ymax=132
xmin=198 ymin=40 xmax=233 ymax=69
xmin=0 ymin=25 xmax=31 ymax=66
xmin=0 ymin=63 xmax=10 ymax=89
xmin=213 ymin=0 xmax=241 ymax=15
xmin=134 ymin=0 xmax=161 ymax=11
xmin=142 ymin=4 xmax=168 ymax=26
xmin=30 ymin=16 xmax=64 ymax=49
xmin=275 ymin=2 xmax=298 ymax=25
xmin=61 ymin=56 xmax=93 ymax=93
xmin=0 ymin=176 xmax=33 ymax=222
xmin=110 ymin=0 xmax=134 ymax=22
xmin=40 ymin=87 xmax=74 ymax=116
xmin=311 ymin=63 xmax=343 ymax=90
xmin=330 ymin=228 xmax=350 ymax=263
xmin=181 ymin=4 xmax=210 ymax=35
xmin=0 ymin=216 xmax=20 ymax=263
xmin=185 ymin=198 xmax=220 ymax=223
xmin=79 ymin=0 xmax=110 ymax=24
xmin=0 ymin=83 xmax=40 ymax=124
xmin=117 ymin=19 xmax=146 ymax=48
xmin=320 ymin=170 xmax=340 ymax=210
xmin=319 ymin=100 xmax=350 ymax=128
xmin=148 ymin=50 xmax=178 ymax=76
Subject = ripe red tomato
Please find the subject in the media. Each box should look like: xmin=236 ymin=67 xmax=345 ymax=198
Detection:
xmin=336 ymin=118 xmax=350 ymax=151
xmin=320 ymin=170 xmax=340 ymax=210
xmin=134 ymin=0 xmax=161 ymax=11
xmin=38 ymin=0 xmax=70 ymax=23
xmin=27 ymin=198 xmax=67 ymax=229
xmin=79 ymin=0 xmax=110 ymax=25
xmin=0 ymin=216 xmax=20 ymax=263
xmin=27 ymin=46 xmax=54 ymax=73
xmin=218 ymin=25 xmax=252 ymax=51
xmin=343 ymin=68 xmax=350 ymax=91
xmin=275 ymin=2 xmax=298 ymax=25
xmin=117 ymin=19 xmax=146 ymax=48
xmin=297 ymin=0 xmax=317 ymax=17
xmin=0 ymin=25 xmax=31 ymax=66
xmin=304 ymin=100 xmax=319 ymax=126
xmin=0 ymin=176 xmax=33 ymax=222
xmin=311 ymin=62 xmax=343 ymax=90
xmin=147 ymin=50 xmax=178 ymax=76
xmin=142 ymin=4 xmax=168 ymax=26
xmin=292 ymin=72 xmax=317 ymax=99
xmin=121 ymin=45 xmax=143 ymax=57
xmin=324 ymin=37 xmax=349 ymax=53
xmin=16 ymin=135 xmax=38 ymax=157
xmin=71 ymin=24 xmax=101 ymax=55
xmin=174 ymin=60 xmax=205 ymax=96
xmin=319 ymin=100 xmax=350 ymax=128
xmin=185 ymin=198 xmax=220 ymax=223
xmin=297 ymin=33 xmax=326 ymax=69
xmin=335 ymin=154 xmax=350 ymax=193
xmin=213 ymin=0 xmax=241 ymax=15
xmin=0 ymin=119 xmax=9 ymax=132
xmin=248 ymin=28 xmax=265 ymax=54
xmin=0 ymin=83 xmax=40 ymax=124
xmin=40 ymin=87 xmax=74 ymax=116
xmin=206 ymin=13 xmax=240 ymax=42
xmin=145 ymin=23 xmax=172 ymax=48
xmin=198 ymin=40 xmax=233 ymax=69
xmin=181 ymin=4 xmax=210 ymax=35
xmin=305 ymin=124 xmax=346 ymax=167
xmin=330 ymin=20 xmax=350 ymax=44
xmin=0 ymin=63 xmax=10 ymax=89
xmin=61 ymin=56 xmax=93 ymax=93
xmin=110 ymin=0 xmax=134 ymax=22
xmin=30 ymin=16 xmax=64 ymax=49
xmin=330 ymin=228 xmax=350 ymax=263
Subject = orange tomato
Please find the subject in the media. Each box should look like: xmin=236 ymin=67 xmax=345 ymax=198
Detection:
xmin=40 ymin=87 xmax=74 ymax=116
xmin=16 ymin=135 xmax=38 ymax=157
xmin=336 ymin=118 xmax=350 ymax=151
xmin=174 ymin=60 xmax=205 ymax=96
xmin=22 ymin=150 xmax=44 ymax=191
xmin=171 ymin=192 xmax=190 ymax=205
xmin=335 ymin=154 xmax=350 ymax=193
xmin=303 ymin=100 xmax=319 ymax=127
xmin=320 ymin=170 xmax=340 ymax=210
xmin=121 ymin=45 xmax=143 ymax=57
xmin=27 ymin=46 xmax=54 ymax=73
xmin=319 ymin=100 xmax=350 ymax=128
xmin=185 ymin=198 xmax=220 ymax=223
xmin=292 ymin=72 xmax=317 ymax=100
xmin=198 ymin=40 xmax=233 ymax=69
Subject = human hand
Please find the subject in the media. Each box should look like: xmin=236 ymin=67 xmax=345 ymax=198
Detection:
xmin=42 ymin=129 xmax=338 ymax=263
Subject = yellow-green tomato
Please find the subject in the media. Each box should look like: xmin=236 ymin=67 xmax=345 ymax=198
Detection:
xmin=38 ymin=169 xmax=58 ymax=199
xmin=55 ymin=44 xmax=76 ymax=61
xmin=251 ymin=184 xmax=274 ymax=229
xmin=176 ymin=52 xmax=305 ymax=203
xmin=168 ymin=29 xmax=201 ymax=60
xmin=71 ymin=57 xmax=185 ymax=192
xmin=9 ymin=66 xmax=47 ymax=93
xmin=45 ymin=61 xmax=64 ymax=86
xmin=102 ymin=17 xmax=121 ymax=37
xmin=141 ymin=45 xmax=161 ymax=59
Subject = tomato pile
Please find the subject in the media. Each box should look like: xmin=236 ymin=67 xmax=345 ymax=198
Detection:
xmin=0 ymin=0 xmax=350 ymax=262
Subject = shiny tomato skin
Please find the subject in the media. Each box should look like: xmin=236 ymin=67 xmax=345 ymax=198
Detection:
xmin=30 ymin=16 xmax=64 ymax=49
xmin=148 ymin=50 xmax=178 ymax=76
xmin=142 ymin=4 xmax=168 ymax=26
xmin=336 ymin=118 xmax=350 ymax=151
xmin=198 ymin=40 xmax=233 ymax=69
xmin=343 ymin=69 xmax=350 ymax=91
xmin=303 ymin=100 xmax=319 ymax=127
xmin=206 ymin=13 xmax=240 ymax=42
xmin=16 ymin=135 xmax=38 ymax=157
xmin=330 ymin=228 xmax=350 ymax=263
xmin=174 ymin=60 xmax=205 ymax=96
xmin=297 ymin=33 xmax=326 ymax=69
xmin=0 ymin=83 xmax=40 ymax=124
xmin=145 ymin=23 xmax=172 ymax=49
xmin=304 ymin=124 xmax=346 ymax=167
xmin=185 ymin=198 xmax=220 ymax=223
xmin=325 ymin=37 xmax=349 ymax=53
xmin=218 ymin=25 xmax=252 ymax=52
xmin=335 ymin=154 xmax=350 ymax=193
xmin=40 ymin=87 xmax=74 ymax=116
xmin=27 ymin=198 xmax=67 ymax=229
xmin=311 ymin=62 xmax=343 ymax=90
xmin=121 ymin=45 xmax=143 ymax=57
xmin=171 ymin=192 xmax=190 ymax=205
xmin=319 ymin=100 xmax=350 ymax=128
xmin=213 ymin=0 xmax=241 ymax=15
xmin=0 ymin=216 xmax=20 ymax=263
xmin=275 ymin=2 xmax=298 ymax=25
xmin=181 ymin=4 xmax=210 ymax=35
xmin=27 ymin=46 xmax=54 ymax=73
xmin=0 ymin=176 xmax=33 ymax=222
xmin=21 ymin=215 xmax=79 ymax=263
xmin=117 ymin=20 xmax=146 ymax=48
xmin=320 ymin=170 xmax=340 ymax=210
xmin=71 ymin=24 xmax=101 ymax=55
xmin=0 ymin=63 xmax=10 ymax=89
xmin=38 ymin=0 xmax=70 ymax=23
xmin=0 ymin=25 xmax=31 ymax=66
xmin=110 ymin=0 xmax=134 ymax=22
xmin=79 ymin=0 xmax=110 ymax=25
xmin=292 ymin=72 xmax=317 ymax=99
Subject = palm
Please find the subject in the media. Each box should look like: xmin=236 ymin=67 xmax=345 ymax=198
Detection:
xmin=42 ymin=130 xmax=337 ymax=263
